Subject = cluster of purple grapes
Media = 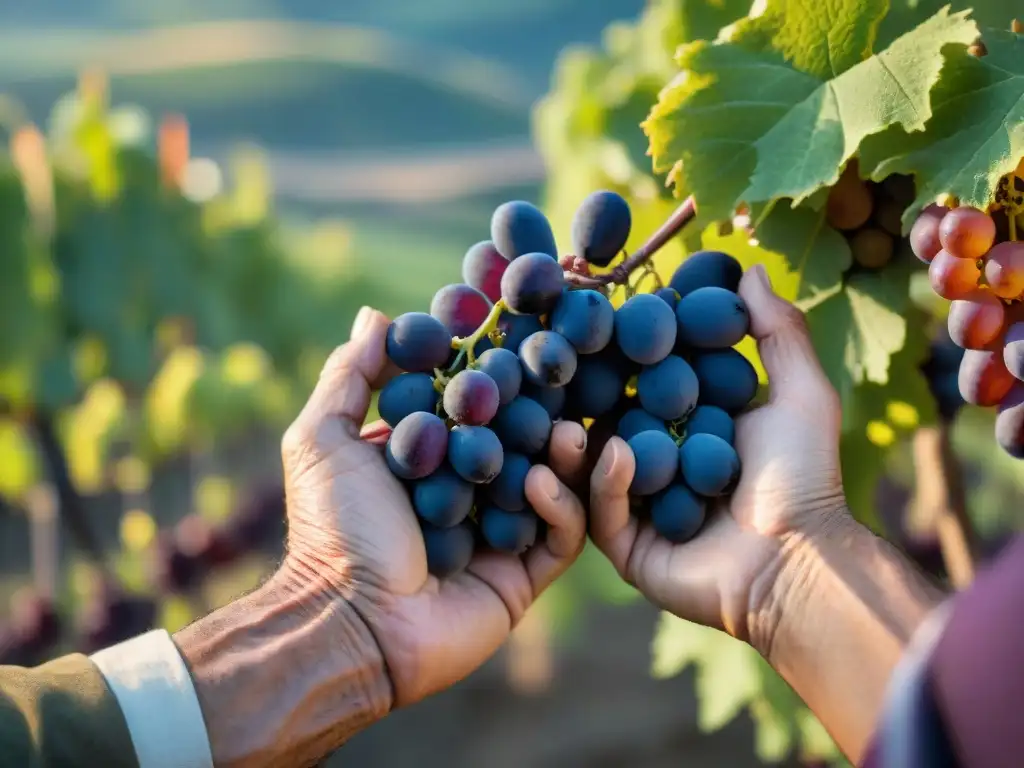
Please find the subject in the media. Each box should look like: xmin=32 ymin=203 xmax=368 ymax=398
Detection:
xmin=0 ymin=487 xmax=285 ymax=664
xmin=910 ymin=175 xmax=1024 ymax=457
xmin=379 ymin=192 xmax=759 ymax=578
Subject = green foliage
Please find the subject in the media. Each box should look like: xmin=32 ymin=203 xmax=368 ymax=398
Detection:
xmin=538 ymin=0 xmax=1021 ymax=763
xmin=0 ymin=83 xmax=359 ymax=499
xmin=644 ymin=5 xmax=977 ymax=221
xmin=651 ymin=613 xmax=843 ymax=764
xmin=863 ymin=29 xmax=1024 ymax=222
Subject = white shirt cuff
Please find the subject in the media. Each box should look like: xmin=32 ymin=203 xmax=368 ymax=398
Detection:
xmin=91 ymin=629 xmax=215 ymax=768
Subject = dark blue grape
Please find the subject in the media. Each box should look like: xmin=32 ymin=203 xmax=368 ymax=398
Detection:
xmin=566 ymin=352 xmax=626 ymax=418
xmin=654 ymin=287 xmax=680 ymax=310
xmin=550 ymin=288 xmax=615 ymax=353
xmin=480 ymin=506 xmax=539 ymax=554
xmin=378 ymin=373 xmax=439 ymax=427
xmin=520 ymin=381 xmax=566 ymax=419
xmin=501 ymin=253 xmax=565 ymax=315
xmin=691 ymin=350 xmax=758 ymax=413
xmin=669 ymin=250 xmax=743 ymax=299
xmin=443 ymin=370 xmax=500 ymax=426
xmin=487 ymin=452 xmax=531 ymax=512
xmin=1004 ymin=322 xmax=1024 ymax=382
xmin=519 ymin=331 xmax=578 ymax=387
xmin=675 ymin=287 xmax=750 ymax=349
xmin=447 ymin=426 xmax=504 ymax=483
xmin=430 ymin=284 xmax=492 ymax=338
xmin=684 ymin=405 xmax=735 ymax=445
xmin=996 ymin=384 xmax=1024 ymax=458
xmin=422 ymin=521 xmax=475 ymax=578
xmin=615 ymin=293 xmax=677 ymax=365
xmin=651 ymin=483 xmax=707 ymax=544
xmin=476 ymin=347 xmax=522 ymax=405
xmin=679 ymin=433 xmax=740 ymax=497
xmin=385 ymin=412 xmax=449 ymax=480
xmin=570 ymin=190 xmax=632 ymax=268
xmin=617 ymin=409 xmax=668 ymax=441
xmin=492 ymin=396 xmax=552 ymax=455
xmin=637 ymin=355 xmax=699 ymax=421
xmin=498 ymin=313 xmax=545 ymax=353
xmin=386 ymin=312 xmax=452 ymax=372
xmin=599 ymin=338 xmax=642 ymax=377
xmin=626 ymin=430 xmax=679 ymax=496
xmin=413 ymin=466 xmax=474 ymax=528
xmin=462 ymin=240 xmax=508 ymax=303
xmin=491 ymin=200 xmax=558 ymax=261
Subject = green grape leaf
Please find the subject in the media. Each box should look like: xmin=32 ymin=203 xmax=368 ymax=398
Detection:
xmin=694 ymin=633 xmax=763 ymax=731
xmin=644 ymin=4 xmax=978 ymax=221
xmin=651 ymin=611 xmax=716 ymax=678
xmin=806 ymin=260 xmax=911 ymax=408
xmin=863 ymin=30 xmax=1024 ymax=223
xmin=651 ymin=613 xmax=763 ymax=732
xmin=750 ymin=203 xmax=852 ymax=308
xmin=657 ymin=0 xmax=756 ymax=50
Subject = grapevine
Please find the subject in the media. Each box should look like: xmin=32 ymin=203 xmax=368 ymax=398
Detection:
xmin=0 ymin=76 xmax=353 ymax=665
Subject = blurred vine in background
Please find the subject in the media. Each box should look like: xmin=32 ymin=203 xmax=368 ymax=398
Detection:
xmin=0 ymin=72 xmax=365 ymax=662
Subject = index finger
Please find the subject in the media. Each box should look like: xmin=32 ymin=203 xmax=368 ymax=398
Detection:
xmin=588 ymin=437 xmax=639 ymax=580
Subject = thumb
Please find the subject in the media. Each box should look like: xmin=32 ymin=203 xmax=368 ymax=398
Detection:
xmin=738 ymin=265 xmax=837 ymax=411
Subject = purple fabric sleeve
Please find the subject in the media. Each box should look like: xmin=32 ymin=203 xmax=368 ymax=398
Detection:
xmin=927 ymin=534 xmax=1024 ymax=767
xmin=861 ymin=534 xmax=1024 ymax=768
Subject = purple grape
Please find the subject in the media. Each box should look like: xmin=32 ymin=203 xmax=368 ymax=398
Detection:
xmin=462 ymin=240 xmax=508 ymax=302
xmin=443 ymin=370 xmax=500 ymax=426
xmin=386 ymin=312 xmax=452 ymax=372
xmin=386 ymin=412 xmax=449 ymax=480
xmin=500 ymin=253 xmax=565 ymax=315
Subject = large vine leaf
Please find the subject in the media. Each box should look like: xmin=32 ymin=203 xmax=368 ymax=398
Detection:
xmin=806 ymin=266 xmax=910 ymax=409
xmin=644 ymin=3 xmax=978 ymax=222
xmin=863 ymin=29 xmax=1024 ymax=223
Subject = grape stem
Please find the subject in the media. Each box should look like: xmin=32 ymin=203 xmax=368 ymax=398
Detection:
xmin=450 ymin=298 xmax=508 ymax=367
xmin=565 ymin=196 xmax=697 ymax=287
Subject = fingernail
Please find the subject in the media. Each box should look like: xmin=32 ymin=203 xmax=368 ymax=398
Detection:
xmin=539 ymin=469 xmax=561 ymax=502
xmin=754 ymin=264 xmax=773 ymax=294
xmin=351 ymin=306 xmax=372 ymax=339
xmin=573 ymin=423 xmax=587 ymax=451
xmin=599 ymin=441 xmax=618 ymax=478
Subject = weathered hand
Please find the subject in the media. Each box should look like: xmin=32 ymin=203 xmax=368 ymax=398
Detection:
xmin=282 ymin=307 xmax=589 ymax=706
xmin=588 ymin=265 xmax=849 ymax=649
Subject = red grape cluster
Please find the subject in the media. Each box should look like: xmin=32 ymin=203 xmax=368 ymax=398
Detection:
xmin=913 ymin=170 xmax=1024 ymax=457
xmin=825 ymin=162 xmax=915 ymax=271
xmin=380 ymin=193 xmax=759 ymax=578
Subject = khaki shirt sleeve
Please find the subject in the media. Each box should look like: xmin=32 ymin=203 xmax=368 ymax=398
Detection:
xmin=0 ymin=653 xmax=138 ymax=768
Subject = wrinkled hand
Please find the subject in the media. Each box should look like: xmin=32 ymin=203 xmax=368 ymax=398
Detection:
xmin=589 ymin=265 xmax=849 ymax=648
xmin=281 ymin=307 xmax=589 ymax=707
